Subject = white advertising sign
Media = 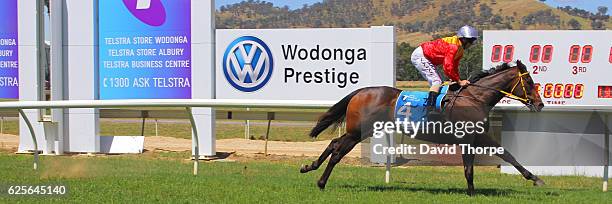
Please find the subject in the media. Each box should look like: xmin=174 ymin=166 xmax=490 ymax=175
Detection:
xmin=483 ymin=30 xmax=612 ymax=107
xmin=216 ymin=27 xmax=395 ymax=100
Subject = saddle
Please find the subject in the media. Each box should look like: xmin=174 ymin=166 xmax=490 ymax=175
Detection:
xmin=394 ymin=85 xmax=450 ymax=122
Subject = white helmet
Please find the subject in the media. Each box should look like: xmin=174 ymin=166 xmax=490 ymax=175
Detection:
xmin=457 ymin=25 xmax=479 ymax=39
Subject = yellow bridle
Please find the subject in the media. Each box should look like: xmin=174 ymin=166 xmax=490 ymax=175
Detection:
xmin=498 ymin=71 xmax=531 ymax=103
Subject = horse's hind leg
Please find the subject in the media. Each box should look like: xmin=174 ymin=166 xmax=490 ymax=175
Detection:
xmin=462 ymin=153 xmax=476 ymax=196
xmin=475 ymin=134 xmax=545 ymax=186
xmin=300 ymin=134 xmax=345 ymax=173
xmin=317 ymin=132 xmax=362 ymax=190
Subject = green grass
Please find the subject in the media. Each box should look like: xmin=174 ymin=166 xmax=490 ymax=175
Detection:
xmin=0 ymin=151 xmax=610 ymax=203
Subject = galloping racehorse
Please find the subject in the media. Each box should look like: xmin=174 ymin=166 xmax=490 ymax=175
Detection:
xmin=300 ymin=60 xmax=545 ymax=196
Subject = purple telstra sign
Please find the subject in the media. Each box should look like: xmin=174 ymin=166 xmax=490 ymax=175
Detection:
xmin=0 ymin=0 xmax=19 ymax=99
xmin=99 ymin=0 xmax=192 ymax=99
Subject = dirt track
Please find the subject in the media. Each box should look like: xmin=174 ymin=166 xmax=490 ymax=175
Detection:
xmin=0 ymin=134 xmax=19 ymax=152
xmin=0 ymin=134 xmax=361 ymax=157
xmin=2 ymin=134 xmax=505 ymax=165
xmin=146 ymin=136 xmax=361 ymax=157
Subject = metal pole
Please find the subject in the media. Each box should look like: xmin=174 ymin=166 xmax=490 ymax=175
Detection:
xmin=155 ymin=118 xmax=158 ymax=137
xmin=244 ymin=120 xmax=249 ymax=139
xmin=264 ymin=119 xmax=271 ymax=156
xmin=604 ymin=114 xmax=609 ymax=192
xmin=1 ymin=117 xmax=4 ymax=135
xmin=19 ymin=109 xmax=39 ymax=170
xmin=186 ymin=107 xmax=199 ymax=175
xmin=385 ymin=133 xmax=391 ymax=183
xmin=140 ymin=117 xmax=146 ymax=136
xmin=36 ymin=0 xmax=46 ymax=121
xmin=245 ymin=107 xmax=250 ymax=139
xmin=50 ymin=0 xmax=65 ymax=155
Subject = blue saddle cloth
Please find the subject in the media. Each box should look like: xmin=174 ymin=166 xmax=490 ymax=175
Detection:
xmin=394 ymin=86 xmax=449 ymax=122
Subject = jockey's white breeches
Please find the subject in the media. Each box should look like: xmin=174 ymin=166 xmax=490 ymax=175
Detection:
xmin=411 ymin=46 xmax=442 ymax=87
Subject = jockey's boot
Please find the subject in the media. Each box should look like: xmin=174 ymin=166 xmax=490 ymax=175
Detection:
xmin=426 ymin=91 xmax=440 ymax=114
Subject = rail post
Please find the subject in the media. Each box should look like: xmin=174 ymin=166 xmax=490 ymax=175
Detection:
xmin=155 ymin=118 xmax=158 ymax=137
xmin=385 ymin=132 xmax=392 ymax=183
xmin=245 ymin=107 xmax=250 ymax=139
xmin=604 ymin=114 xmax=609 ymax=192
xmin=186 ymin=107 xmax=199 ymax=175
xmin=264 ymin=119 xmax=271 ymax=156
xmin=18 ymin=109 xmax=39 ymax=170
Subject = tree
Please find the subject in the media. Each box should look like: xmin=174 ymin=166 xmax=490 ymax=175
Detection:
xmin=458 ymin=41 xmax=483 ymax=80
xmin=591 ymin=20 xmax=605 ymax=30
xmin=396 ymin=43 xmax=423 ymax=81
xmin=597 ymin=6 xmax=608 ymax=15
xmin=479 ymin=4 xmax=493 ymax=20
xmin=567 ymin=18 xmax=581 ymax=30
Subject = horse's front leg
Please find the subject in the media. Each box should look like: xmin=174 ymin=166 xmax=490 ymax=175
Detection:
xmin=475 ymin=134 xmax=545 ymax=186
xmin=497 ymin=150 xmax=545 ymax=186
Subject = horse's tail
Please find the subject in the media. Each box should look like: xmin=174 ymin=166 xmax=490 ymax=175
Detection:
xmin=309 ymin=89 xmax=360 ymax=138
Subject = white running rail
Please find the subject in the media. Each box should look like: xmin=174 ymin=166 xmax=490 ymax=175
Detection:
xmin=0 ymin=99 xmax=336 ymax=175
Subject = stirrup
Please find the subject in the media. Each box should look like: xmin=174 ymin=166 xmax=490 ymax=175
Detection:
xmin=427 ymin=105 xmax=439 ymax=114
xmin=426 ymin=91 xmax=440 ymax=117
xmin=426 ymin=106 xmax=442 ymax=120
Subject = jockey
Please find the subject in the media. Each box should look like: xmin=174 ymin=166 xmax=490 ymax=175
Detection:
xmin=411 ymin=25 xmax=479 ymax=111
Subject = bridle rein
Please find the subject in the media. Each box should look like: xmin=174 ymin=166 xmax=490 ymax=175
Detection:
xmin=445 ymin=67 xmax=536 ymax=114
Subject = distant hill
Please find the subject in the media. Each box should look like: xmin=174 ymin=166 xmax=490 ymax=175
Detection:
xmin=216 ymin=0 xmax=611 ymax=45
xmin=216 ymin=0 xmax=610 ymax=81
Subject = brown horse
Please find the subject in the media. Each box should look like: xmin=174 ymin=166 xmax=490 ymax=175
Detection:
xmin=300 ymin=60 xmax=545 ymax=196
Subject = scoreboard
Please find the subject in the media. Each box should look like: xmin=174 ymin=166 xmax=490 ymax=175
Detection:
xmin=483 ymin=30 xmax=612 ymax=107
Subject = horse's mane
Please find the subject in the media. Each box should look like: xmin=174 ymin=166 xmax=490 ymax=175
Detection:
xmin=468 ymin=60 xmax=525 ymax=83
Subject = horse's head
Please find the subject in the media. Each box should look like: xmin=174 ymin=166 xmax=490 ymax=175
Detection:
xmin=468 ymin=60 xmax=544 ymax=112
xmin=499 ymin=60 xmax=544 ymax=112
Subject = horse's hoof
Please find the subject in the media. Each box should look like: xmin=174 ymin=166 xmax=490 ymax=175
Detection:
xmin=317 ymin=180 xmax=326 ymax=190
xmin=533 ymin=178 xmax=545 ymax=187
xmin=300 ymin=165 xmax=309 ymax=173
xmin=467 ymin=187 xmax=475 ymax=196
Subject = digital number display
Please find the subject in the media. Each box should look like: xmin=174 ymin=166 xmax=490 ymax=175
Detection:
xmin=491 ymin=45 xmax=502 ymax=62
xmin=491 ymin=45 xmax=516 ymax=63
xmin=581 ymin=45 xmax=593 ymax=63
xmin=567 ymin=45 xmax=593 ymax=64
xmin=537 ymin=83 xmax=584 ymax=99
xmin=485 ymin=31 xmax=611 ymax=107
xmin=569 ymin=45 xmax=580 ymax=63
xmin=542 ymin=45 xmax=553 ymax=63
xmin=598 ymin=86 xmax=612 ymax=98
xmin=609 ymin=47 xmax=612 ymax=63
xmin=503 ymin=45 xmax=514 ymax=62
xmin=530 ymin=45 xmax=540 ymax=63
xmin=529 ymin=45 xmax=554 ymax=63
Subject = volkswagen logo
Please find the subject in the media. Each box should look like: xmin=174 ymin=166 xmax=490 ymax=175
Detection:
xmin=223 ymin=36 xmax=274 ymax=92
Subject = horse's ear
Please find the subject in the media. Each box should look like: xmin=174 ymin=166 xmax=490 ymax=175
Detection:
xmin=516 ymin=60 xmax=527 ymax=71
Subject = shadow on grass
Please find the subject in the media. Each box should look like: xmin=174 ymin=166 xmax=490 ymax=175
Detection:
xmin=338 ymin=184 xmax=558 ymax=197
